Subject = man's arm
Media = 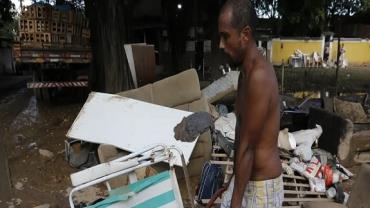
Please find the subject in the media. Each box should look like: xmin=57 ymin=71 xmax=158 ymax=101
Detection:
xmin=231 ymin=70 xmax=271 ymax=207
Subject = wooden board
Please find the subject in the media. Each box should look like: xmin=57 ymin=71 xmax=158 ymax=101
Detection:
xmin=131 ymin=44 xmax=156 ymax=87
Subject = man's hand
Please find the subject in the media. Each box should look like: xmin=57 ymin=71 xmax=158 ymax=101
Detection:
xmin=231 ymin=192 xmax=243 ymax=207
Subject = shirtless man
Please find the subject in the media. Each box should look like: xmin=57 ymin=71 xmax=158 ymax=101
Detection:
xmin=218 ymin=0 xmax=283 ymax=207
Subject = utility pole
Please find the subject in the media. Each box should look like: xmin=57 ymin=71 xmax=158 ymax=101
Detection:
xmin=335 ymin=16 xmax=342 ymax=96
xmin=335 ymin=36 xmax=340 ymax=95
xmin=18 ymin=0 xmax=23 ymax=74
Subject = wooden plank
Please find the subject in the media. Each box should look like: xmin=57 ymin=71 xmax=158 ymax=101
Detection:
xmin=283 ymin=174 xmax=307 ymax=180
xmin=211 ymin=153 xmax=228 ymax=158
xmin=284 ymin=190 xmax=326 ymax=195
xmin=201 ymin=198 xmax=222 ymax=204
xmin=210 ymin=160 xmax=234 ymax=165
xmin=284 ymin=198 xmax=332 ymax=202
xmin=292 ymin=174 xmax=300 ymax=203
xmin=131 ymin=44 xmax=156 ymax=87
xmin=283 ymin=182 xmax=310 ymax=188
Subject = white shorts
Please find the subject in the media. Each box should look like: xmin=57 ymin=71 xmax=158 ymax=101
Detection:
xmin=221 ymin=175 xmax=283 ymax=208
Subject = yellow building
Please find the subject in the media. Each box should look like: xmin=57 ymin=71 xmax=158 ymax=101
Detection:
xmin=270 ymin=38 xmax=323 ymax=65
xmin=330 ymin=38 xmax=370 ymax=66
xmin=269 ymin=37 xmax=370 ymax=67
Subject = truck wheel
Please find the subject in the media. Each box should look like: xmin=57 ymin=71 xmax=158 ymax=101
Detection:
xmin=41 ymin=88 xmax=51 ymax=101
xmin=32 ymin=69 xmax=51 ymax=101
xmin=32 ymin=69 xmax=43 ymax=100
xmin=33 ymin=89 xmax=42 ymax=100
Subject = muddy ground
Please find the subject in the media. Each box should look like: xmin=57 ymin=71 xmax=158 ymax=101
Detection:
xmin=0 ymin=87 xmax=84 ymax=207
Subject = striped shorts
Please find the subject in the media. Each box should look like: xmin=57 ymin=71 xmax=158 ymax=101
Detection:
xmin=221 ymin=175 xmax=283 ymax=208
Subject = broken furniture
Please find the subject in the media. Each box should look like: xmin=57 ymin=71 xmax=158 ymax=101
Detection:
xmin=350 ymin=130 xmax=370 ymax=164
xmin=68 ymin=144 xmax=193 ymax=208
xmin=66 ymin=89 xmax=204 ymax=206
xmin=309 ymin=102 xmax=370 ymax=167
xmin=331 ymin=97 xmax=370 ymax=165
xmin=277 ymin=96 xmax=370 ymax=207
xmin=281 ymin=104 xmax=370 ymax=167
xmin=333 ymin=97 xmax=370 ymax=124
xmin=66 ymin=92 xmax=196 ymax=167
xmin=112 ymin=68 xmax=212 ymax=198
xmin=124 ymin=43 xmax=156 ymax=88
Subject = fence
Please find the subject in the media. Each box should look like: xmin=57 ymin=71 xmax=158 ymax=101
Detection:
xmin=275 ymin=66 xmax=370 ymax=95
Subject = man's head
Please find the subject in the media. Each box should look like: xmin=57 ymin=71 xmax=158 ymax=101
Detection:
xmin=218 ymin=0 xmax=257 ymax=65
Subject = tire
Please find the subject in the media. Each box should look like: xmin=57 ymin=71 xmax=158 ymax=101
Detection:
xmin=32 ymin=68 xmax=51 ymax=101
xmin=32 ymin=69 xmax=43 ymax=100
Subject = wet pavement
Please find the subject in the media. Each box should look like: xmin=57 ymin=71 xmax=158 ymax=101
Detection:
xmin=0 ymin=87 xmax=83 ymax=207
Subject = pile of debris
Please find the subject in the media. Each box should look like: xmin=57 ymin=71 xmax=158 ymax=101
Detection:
xmin=277 ymin=92 xmax=370 ymax=208
xmin=64 ymin=68 xmax=370 ymax=207
xmin=279 ymin=125 xmax=352 ymax=206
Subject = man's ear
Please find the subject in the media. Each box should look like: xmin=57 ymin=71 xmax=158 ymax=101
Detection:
xmin=241 ymin=26 xmax=252 ymax=43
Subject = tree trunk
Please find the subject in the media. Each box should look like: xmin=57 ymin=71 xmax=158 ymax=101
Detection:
xmin=85 ymin=0 xmax=132 ymax=93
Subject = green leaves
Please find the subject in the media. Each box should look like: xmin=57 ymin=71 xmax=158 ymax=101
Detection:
xmin=0 ymin=0 xmax=15 ymax=28
xmin=0 ymin=0 xmax=16 ymax=39
xmin=253 ymin=0 xmax=366 ymax=36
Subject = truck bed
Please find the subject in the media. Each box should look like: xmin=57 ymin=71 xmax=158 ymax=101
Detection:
xmin=13 ymin=43 xmax=92 ymax=64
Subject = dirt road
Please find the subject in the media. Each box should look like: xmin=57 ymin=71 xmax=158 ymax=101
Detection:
xmin=0 ymin=87 xmax=83 ymax=207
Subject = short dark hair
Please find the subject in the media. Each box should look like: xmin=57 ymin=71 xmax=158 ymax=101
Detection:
xmin=222 ymin=0 xmax=257 ymax=32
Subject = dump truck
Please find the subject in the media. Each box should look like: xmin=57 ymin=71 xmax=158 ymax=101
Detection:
xmin=13 ymin=2 xmax=91 ymax=100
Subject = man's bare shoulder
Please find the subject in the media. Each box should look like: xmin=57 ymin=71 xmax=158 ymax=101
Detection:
xmin=245 ymin=60 xmax=276 ymax=91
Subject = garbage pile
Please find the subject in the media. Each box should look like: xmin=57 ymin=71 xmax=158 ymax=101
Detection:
xmin=65 ymin=68 xmax=370 ymax=207
xmin=278 ymin=125 xmax=353 ymax=205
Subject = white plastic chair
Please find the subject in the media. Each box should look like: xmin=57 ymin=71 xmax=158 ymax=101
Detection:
xmin=68 ymin=144 xmax=194 ymax=208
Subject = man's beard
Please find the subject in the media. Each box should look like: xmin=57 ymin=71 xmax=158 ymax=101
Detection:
xmin=225 ymin=53 xmax=242 ymax=68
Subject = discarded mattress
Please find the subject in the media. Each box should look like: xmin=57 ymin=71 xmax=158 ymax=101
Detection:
xmin=66 ymin=92 xmax=197 ymax=166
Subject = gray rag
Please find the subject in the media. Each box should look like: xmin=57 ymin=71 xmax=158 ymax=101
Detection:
xmin=174 ymin=112 xmax=214 ymax=142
